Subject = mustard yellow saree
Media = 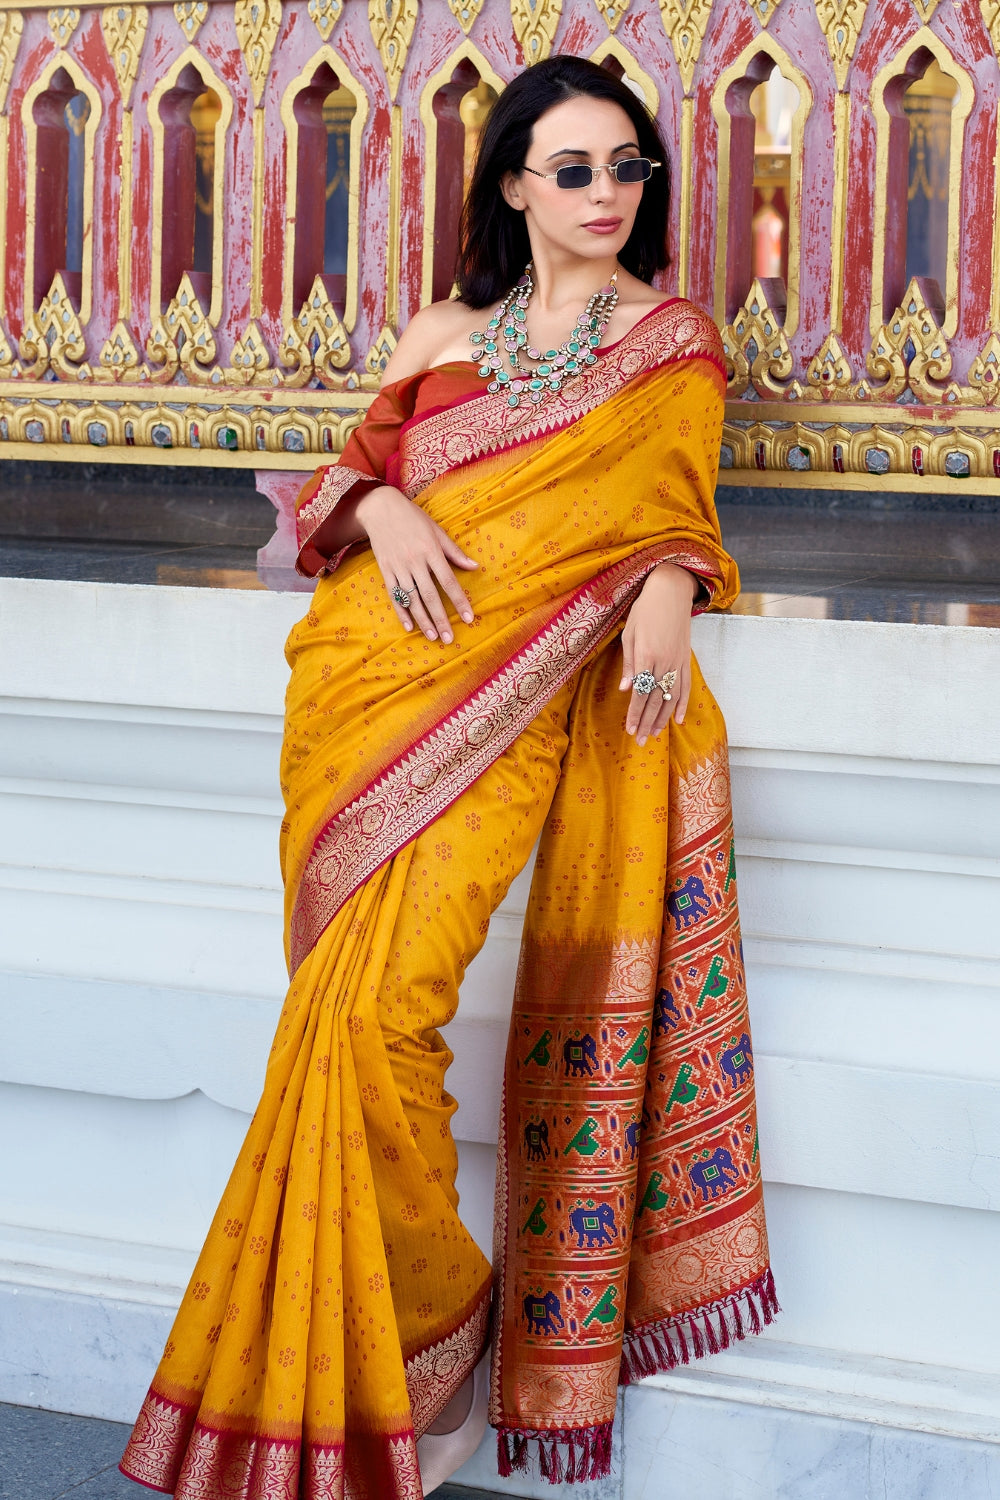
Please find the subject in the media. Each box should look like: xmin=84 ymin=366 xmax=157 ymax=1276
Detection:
xmin=121 ymin=300 xmax=776 ymax=1499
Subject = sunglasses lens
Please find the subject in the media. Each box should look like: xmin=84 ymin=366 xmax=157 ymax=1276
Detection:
xmin=555 ymin=164 xmax=595 ymax=189
xmin=615 ymin=158 xmax=651 ymax=183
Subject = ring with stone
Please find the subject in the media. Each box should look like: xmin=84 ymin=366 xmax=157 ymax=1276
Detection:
xmin=657 ymin=670 xmax=678 ymax=700
xmin=632 ymin=669 xmax=657 ymax=696
xmin=391 ymin=584 xmax=412 ymax=610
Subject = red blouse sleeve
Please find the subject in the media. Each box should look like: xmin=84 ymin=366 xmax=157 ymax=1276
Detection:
xmin=293 ymin=379 xmax=417 ymax=578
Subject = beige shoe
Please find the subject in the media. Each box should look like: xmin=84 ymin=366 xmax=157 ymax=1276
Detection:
xmin=416 ymin=1353 xmax=490 ymax=1495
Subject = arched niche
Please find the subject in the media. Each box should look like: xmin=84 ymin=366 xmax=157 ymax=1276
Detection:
xmin=587 ymin=38 xmax=659 ymax=115
xmin=712 ymin=37 xmax=812 ymax=338
xmin=21 ymin=54 xmax=102 ymax=324
xmin=148 ymin=46 xmax=233 ymax=326
xmin=419 ymin=42 xmax=505 ymax=307
xmin=280 ymin=48 xmax=368 ymax=332
xmin=870 ymin=29 xmax=972 ymax=339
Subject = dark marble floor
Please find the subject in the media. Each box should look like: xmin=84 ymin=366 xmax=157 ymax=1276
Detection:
xmin=0 ymin=1402 xmax=496 ymax=1500
xmin=2 ymin=460 xmax=998 ymax=627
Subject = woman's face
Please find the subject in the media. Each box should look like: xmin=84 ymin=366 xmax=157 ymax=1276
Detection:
xmin=503 ymin=94 xmax=646 ymax=266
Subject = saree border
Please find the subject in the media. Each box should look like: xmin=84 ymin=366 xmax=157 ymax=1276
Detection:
xmin=398 ymin=300 xmax=725 ymax=498
xmin=289 ymin=542 xmax=720 ymax=973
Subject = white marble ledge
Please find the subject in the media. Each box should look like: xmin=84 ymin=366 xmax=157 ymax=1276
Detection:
xmin=643 ymin=1337 xmax=1000 ymax=1446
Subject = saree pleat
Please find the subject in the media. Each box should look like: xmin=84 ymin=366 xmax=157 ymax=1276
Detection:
xmin=122 ymin=302 xmax=776 ymax=1499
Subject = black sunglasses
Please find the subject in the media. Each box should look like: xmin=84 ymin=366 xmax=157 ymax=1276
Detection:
xmin=523 ymin=157 xmax=661 ymax=190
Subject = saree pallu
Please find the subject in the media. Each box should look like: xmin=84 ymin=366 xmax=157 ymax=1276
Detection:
xmin=121 ymin=301 xmax=777 ymax=1500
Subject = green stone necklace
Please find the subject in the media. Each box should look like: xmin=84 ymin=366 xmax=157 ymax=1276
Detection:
xmin=469 ymin=263 xmax=619 ymax=408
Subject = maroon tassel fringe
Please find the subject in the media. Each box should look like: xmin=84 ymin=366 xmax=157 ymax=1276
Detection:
xmin=497 ymin=1423 xmax=614 ymax=1486
xmin=619 ymin=1264 xmax=780 ymax=1389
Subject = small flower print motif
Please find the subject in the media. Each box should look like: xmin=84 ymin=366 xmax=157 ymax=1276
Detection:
xmin=251 ymin=1152 xmax=267 ymax=1172
xmin=430 ymin=978 xmax=447 ymax=995
xmin=626 ymin=846 xmax=643 ymax=864
xmin=577 ymin=787 xmax=597 ymax=804
xmin=434 ymin=841 xmax=453 ymax=861
xmin=497 ymin=785 xmax=512 ymax=803
xmin=446 ymin=1264 xmax=461 ymax=1282
xmin=240 ymin=1346 xmax=253 ymax=1366
xmin=465 ymin=813 xmax=481 ymax=831
xmin=466 ymin=881 xmax=481 ymax=901
xmin=302 ymin=1201 xmax=318 ymax=1221
xmin=250 ymin=1235 xmax=268 ymax=1256
xmin=222 ymin=1218 xmax=243 ymax=1239
xmin=401 ymin=1204 xmax=420 ymax=1223
xmin=510 ymin=511 xmax=526 ymax=529
xmin=348 ymin=1015 xmax=365 ymax=1035
xmin=164 ymin=1341 xmax=176 ymax=1359
xmin=652 ymin=806 xmax=668 ymax=824
xmin=313 ymin=1353 xmax=332 ymax=1373
xmin=347 ymin=1130 xmax=364 ymax=1151
xmin=411 ymin=1258 xmax=428 ymax=1274
xmin=225 ymin=1302 xmax=240 ymax=1323
xmin=361 ymin=1083 xmax=379 ymax=1104
xmin=382 ymin=1144 xmax=400 ymax=1163
xmin=678 ymin=417 xmax=692 ymax=436
xmin=368 ymin=1272 xmax=385 ymax=1293
xmin=192 ymin=1281 xmax=210 ymax=1301
xmin=315 ymin=1054 xmax=330 ymax=1075
xmin=278 ymin=1347 xmax=296 ymax=1368
xmin=206 ymin=1325 xmax=222 ymax=1345
xmin=417 ymin=1302 xmax=433 ymax=1319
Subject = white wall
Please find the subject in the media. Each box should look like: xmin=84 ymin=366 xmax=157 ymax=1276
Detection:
xmin=1 ymin=577 xmax=999 ymax=1497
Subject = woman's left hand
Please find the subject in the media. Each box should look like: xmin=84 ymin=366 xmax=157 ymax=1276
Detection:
xmin=619 ymin=562 xmax=698 ymax=745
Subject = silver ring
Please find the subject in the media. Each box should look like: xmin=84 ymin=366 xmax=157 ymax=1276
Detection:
xmin=632 ymin=670 xmax=657 ymax=696
xmin=391 ymin=584 xmax=412 ymax=610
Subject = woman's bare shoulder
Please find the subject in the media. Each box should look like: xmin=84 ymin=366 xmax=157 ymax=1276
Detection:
xmin=380 ymin=299 xmax=479 ymax=385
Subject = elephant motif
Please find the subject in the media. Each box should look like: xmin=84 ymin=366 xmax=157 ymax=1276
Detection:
xmin=624 ymin=1119 xmax=642 ymax=1160
xmin=569 ymin=1201 xmax=617 ymax=1248
xmin=719 ymin=1033 xmax=753 ymax=1087
xmin=563 ymin=1033 xmax=598 ymax=1077
xmin=688 ymin=1147 xmax=740 ymax=1202
xmin=653 ymin=987 xmax=681 ymax=1035
xmin=524 ymin=1118 xmax=550 ymax=1161
xmin=523 ymin=1290 xmax=564 ymax=1336
xmin=666 ymin=874 xmax=712 ymax=931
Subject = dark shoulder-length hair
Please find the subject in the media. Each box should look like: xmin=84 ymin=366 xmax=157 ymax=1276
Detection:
xmin=456 ymin=55 xmax=671 ymax=309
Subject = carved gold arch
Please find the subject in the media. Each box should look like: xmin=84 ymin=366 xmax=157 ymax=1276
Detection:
xmin=711 ymin=34 xmax=813 ymax=340
xmin=587 ymin=35 xmax=660 ymax=114
xmin=279 ymin=46 xmax=368 ymax=334
xmin=418 ymin=39 xmax=505 ymax=308
xmin=21 ymin=51 xmax=103 ymax=327
xmin=870 ymin=28 xmax=973 ymax=340
xmin=148 ymin=44 xmax=234 ymax=328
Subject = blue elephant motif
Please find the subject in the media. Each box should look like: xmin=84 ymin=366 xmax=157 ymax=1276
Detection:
xmin=624 ymin=1119 xmax=642 ymax=1160
xmin=719 ymin=1033 xmax=753 ymax=1087
xmin=653 ymin=987 xmax=681 ymax=1035
xmin=688 ymin=1147 xmax=740 ymax=1202
xmin=524 ymin=1118 xmax=550 ymax=1161
xmin=569 ymin=1201 xmax=617 ymax=1248
xmin=667 ymin=875 xmax=712 ymax=931
xmin=563 ymin=1033 xmax=598 ymax=1077
xmin=523 ymin=1290 xmax=564 ymax=1335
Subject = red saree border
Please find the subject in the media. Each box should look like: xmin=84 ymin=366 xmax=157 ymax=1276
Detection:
xmin=120 ymin=1388 xmax=423 ymax=1500
xmin=404 ymin=1280 xmax=491 ymax=1438
xmin=398 ymin=300 xmax=724 ymax=498
xmin=288 ymin=542 xmax=719 ymax=972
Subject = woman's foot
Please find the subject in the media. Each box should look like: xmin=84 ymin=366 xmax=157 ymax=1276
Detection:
xmin=417 ymin=1352 xmax=489 ymax=1494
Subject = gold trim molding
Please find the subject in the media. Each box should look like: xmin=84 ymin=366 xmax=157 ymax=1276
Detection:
xmin=47 ymin=6 xmax=80 ymax=45
xmin=746 ymin=0 xmax=784 ymax=26
xmin=0 ymin=8 xmax=23 ymax=108
xmin=172 ymin=0 xmax=206 ymax=40
xmin=307 ymin=0 xmax=340 ymax=41
xmin=594 ymin=0 xmax=629 ymax=31
xmin=814 ymin=0 xmax=868 ymax=92
xmin=235 ymin=0 xmax=281 ymax=106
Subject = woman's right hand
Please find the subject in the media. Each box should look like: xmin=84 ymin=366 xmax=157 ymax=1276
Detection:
xmin=355 ymin=484 xmax=478 ymax=645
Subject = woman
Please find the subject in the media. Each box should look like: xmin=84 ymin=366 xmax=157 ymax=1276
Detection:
xmin=121 ymin=55 xmax=776 ymax=1500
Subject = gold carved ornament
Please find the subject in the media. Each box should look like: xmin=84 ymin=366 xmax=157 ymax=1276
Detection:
xmin=101 ymin=5 xmax=149 ymax=108
xmin=173 ymin=1 xmax=208 ymax=41
xmin=447 ymin=0 xmax=485 ymax=33
xmin=146 ymin=273 xmax=218 ymax=383
xmin=594 ymin=0 xmax=630 ymax=32
xmin=795 ymin=332 xmax=853 ymax=400
xmin=235 ymin=0 xmax=283 ymax=107
xmin=307 ymin=0 xmax=342 ymax=42
xmin=229 ymin=321 xmax=276 ymax=386
xmin=745 ymin=0 xmax=784 ymax=26
xmin=721 ymin=279 xmax=793 ymax=398
xmin=959 ymin=333 xmax=1000 ymax=406
xmin=0 ymin=10 xmax=24 ymax=110
xmin=279 ymin=276 xmax=352 ymax=388
xmin=19 ymin=273 xmax=90 ymax=381
xmin=0 ymin=326 xmax=17 ymax=381
xmin=910 ymin=0 xmax=940 ymax=20
xmin=48 ymin=8 xmax=81 ymax=47
xmin=94 ymin=321 xmax=144 ymax=381
xmin=510 ymin=0 xmax=563 ymax=65
xmin=813 ymin=0 xmax=869 ymax=91
xmin=658 ymin=0 xmax=713 ymax=95
xmin=859 ymin=277 xmax=951 ymax=403
xmin=368 ymin=0 xmax=418 ymax=102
